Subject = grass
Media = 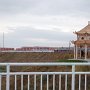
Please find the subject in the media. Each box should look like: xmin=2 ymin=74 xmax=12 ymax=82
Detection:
xmin=57 ymin=59 xmax=87 ymax=62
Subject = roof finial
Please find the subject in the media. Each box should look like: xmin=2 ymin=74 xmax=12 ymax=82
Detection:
xmin=88 ymin=21 xmax=90 ymax=25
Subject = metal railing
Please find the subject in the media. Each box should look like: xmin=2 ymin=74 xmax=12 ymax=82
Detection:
xmin=0 ymin=63 xmax=90 ymax=90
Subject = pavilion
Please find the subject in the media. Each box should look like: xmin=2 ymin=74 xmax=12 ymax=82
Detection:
xmin=72 ymin=21 xmax=90 ymax=60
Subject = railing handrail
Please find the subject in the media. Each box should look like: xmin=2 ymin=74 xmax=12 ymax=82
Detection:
xmin=1 ymin=72 xmax=90 ymax=75
xmin=0 ymin=62 xmax=90 ymax=66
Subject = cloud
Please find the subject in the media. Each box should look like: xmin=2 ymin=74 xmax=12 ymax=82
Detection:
xmin=0 ymin=0 xmax=89 ymax=16
xmin=0 ymin=26 xmax=75 ymax=47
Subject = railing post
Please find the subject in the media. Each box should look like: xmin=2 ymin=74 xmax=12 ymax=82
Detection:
xmin=72 ymin=64 xmax=75 ymax=90
xmin=6 ymin=64 xmax=10 ymax=90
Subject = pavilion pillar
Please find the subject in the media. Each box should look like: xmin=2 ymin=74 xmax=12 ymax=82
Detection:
xmin=74 ymin=45 xmax=76 ymax=59
xmin=85 ymin=44 xmax=87 ymax=60
xmin=80 ymin=47 xmax=81 ymax=59
xmin=76 ymin=45 xmax=78 ymax=59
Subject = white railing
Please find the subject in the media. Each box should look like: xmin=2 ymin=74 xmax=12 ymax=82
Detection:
xmin=0 ymin=63 xmax=90 ymax=90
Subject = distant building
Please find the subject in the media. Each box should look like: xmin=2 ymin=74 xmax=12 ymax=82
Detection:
xmin=0 ymin=48 xmax=14 ymax=52
xmin=16 ymin=47 xmax=57 ymax=52
xmin=54 ymin=47 xmax=73 ymax=53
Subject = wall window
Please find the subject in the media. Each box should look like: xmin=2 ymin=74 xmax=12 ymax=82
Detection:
xmin=81 ymin=37 xmax=84 ymax=40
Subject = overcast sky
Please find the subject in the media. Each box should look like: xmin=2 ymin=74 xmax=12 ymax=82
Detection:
xmin=0 ymin=0 xmax=90 ymax=48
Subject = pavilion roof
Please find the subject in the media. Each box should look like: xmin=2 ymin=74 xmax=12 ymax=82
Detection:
xmin=72 ymin=40 xmax=90 ymax=45
xmin=76 ymin=21 xmax=90 ymax=34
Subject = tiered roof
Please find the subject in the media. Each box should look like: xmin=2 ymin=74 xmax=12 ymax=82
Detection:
xmin=75 ymin=21 xmax=90 ymax=34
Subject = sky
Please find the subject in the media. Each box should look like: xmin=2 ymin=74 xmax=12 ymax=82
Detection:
xmin=0 ymin=0 xmax=90 ymax=48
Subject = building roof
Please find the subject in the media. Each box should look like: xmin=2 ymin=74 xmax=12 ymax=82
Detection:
xmin=76 ymin=21 xmax=90 ymax=34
